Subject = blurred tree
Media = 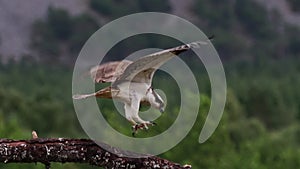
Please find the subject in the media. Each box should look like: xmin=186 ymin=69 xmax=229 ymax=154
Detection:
xmin=90 ymin=0 xmax=171 ymax=19
xmin=235 ymin=0 xmax=274 ymax=39
xmin=285 ymin=25 xmax=300 ymax=56
xmin=287 ymin=0 xmax=300 ymax=12
xmin=90 ymin=0 xmax=139 ymax=18
xmin=194 ymin=0 xmax=235 ymax=30
xmin=31 ymin=20 xmax=60 ymax=57
xmin=1 ymin=56 xmax=300 ymax=168
xmin=138 ymin=0 xmax=171 ymax=12
xmin=47 ymin=7 xmax=73 ymax=40
xmin=212 ymin=29 xmax=248 ymax=60
xmin=31 ymin=7 xmax=99 ymax=65
xmin=90 ymin=0 xmax=114 ymax=16
xmin=69 ymin=14 xmax=99 ymax=54
xmin=4 ymin=0 xmax=300 ymax=167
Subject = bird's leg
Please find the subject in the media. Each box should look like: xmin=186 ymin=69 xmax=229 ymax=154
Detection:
xmin=124 ymin=102 xmax=140 ymax=136
xmin=127 ymin=94 xmax=157 ymax=136
xmin=126 ymin=116 xmax=140 ymax=136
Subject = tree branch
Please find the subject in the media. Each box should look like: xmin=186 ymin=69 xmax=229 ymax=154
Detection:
xmin=0 ymin=138 xmax=191 ymax=169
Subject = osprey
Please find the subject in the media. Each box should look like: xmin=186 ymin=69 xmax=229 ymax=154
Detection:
xmin=73 ymin=40 xmax=210 ymax=135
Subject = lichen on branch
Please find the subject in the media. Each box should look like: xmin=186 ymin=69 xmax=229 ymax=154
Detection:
xmin=0 ymin=138 xmax=191 ymax=169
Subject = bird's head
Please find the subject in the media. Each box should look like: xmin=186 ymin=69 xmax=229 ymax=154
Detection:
xmin=150 ymin=88 xmax=165 ymax=113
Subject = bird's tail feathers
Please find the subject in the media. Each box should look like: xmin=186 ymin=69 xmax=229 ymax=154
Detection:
xmin=187 ymin=36 xmax=214 ymax=49
xmin=72 ymin=93 xmax=95 ymax=100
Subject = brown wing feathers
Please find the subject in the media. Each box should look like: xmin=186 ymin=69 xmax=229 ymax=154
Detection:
xmin=90 ymin=60 xmax=132 ymax=83
xmin=89 ymin=39 xmax=211 ymax=84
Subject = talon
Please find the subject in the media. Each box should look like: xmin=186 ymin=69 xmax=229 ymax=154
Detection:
xmin=132 ymin=124 xmax=141 ymax=136
xmin=135 ymin=124 xmax=140 ymax=130
xmin=143 ymin=124 xmax=149 ymax=130
xmin=132 ymin=124 xmax=138 ymax=131
xmin=149 ymin=121 xmax=157 ymax=126
xmin=131 ymin=127 xmax=137 ymax=137
xmin=131 ymin=122 xmax=155 ymax=136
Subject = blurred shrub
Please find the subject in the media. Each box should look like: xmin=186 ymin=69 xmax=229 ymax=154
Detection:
xmin=0 ymin=62 xmax=81 ymax=137
xmin=0 ymin=89 xmax=29 ymax=139
xmin=244 ymin=83 xmax=291 ymax=128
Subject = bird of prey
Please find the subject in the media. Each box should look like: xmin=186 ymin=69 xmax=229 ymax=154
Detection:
xmin=73 ymin=39 xmax=210 ymax=135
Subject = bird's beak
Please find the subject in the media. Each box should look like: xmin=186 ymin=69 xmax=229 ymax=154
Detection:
xmin=159 ymin=107 xmax=164 ymax=113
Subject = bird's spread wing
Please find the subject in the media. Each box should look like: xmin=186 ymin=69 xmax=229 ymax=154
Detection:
xmin=114 ymin=40 xmax=210 ymax=85
xmin=90 ymin=60 xmax=132 ymax=83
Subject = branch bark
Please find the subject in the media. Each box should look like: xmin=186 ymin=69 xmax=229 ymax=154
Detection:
xmin=0 ymin=138 xmax=191 ymax=169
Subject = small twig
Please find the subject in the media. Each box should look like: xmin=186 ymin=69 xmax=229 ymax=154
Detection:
xmin=32 ymin=131 xmax=38 ymax=139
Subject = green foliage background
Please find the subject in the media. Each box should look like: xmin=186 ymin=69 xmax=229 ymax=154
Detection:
xmin=1 ymin=0 xmax=300 ymax=168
